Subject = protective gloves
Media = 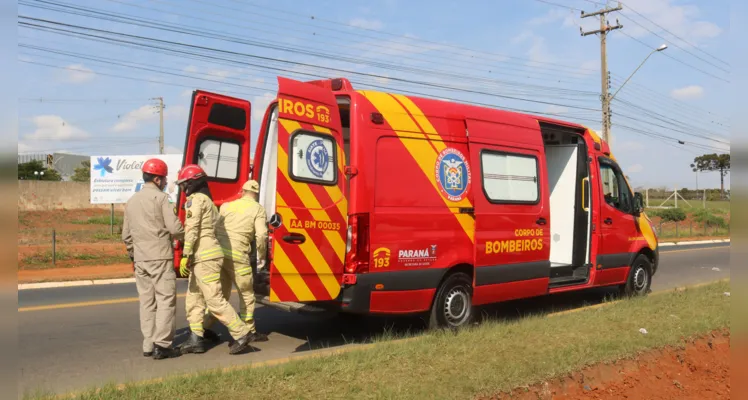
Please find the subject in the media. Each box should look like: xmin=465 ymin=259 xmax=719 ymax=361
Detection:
xmin=179 ymin=257 xmax=190 ymax=277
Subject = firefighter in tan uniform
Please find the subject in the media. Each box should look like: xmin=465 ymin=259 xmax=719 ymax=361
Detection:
xmin=213 ymin=180 xmax=269 ymax=341
xmin=122 ymin=158 xmax=183 ymax=360
xmin=175 ymin=164 xmax=253 ymax=355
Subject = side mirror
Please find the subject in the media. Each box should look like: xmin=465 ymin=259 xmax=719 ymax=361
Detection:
xmin=633 ymin=192 xmax=644 ymax=216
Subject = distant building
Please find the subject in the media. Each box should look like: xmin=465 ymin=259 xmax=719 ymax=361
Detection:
xmin=18 ymin=152 xmax=90 ymax=181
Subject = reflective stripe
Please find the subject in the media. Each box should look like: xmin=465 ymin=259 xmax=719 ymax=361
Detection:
xmin=201 ymin=272 xmax=221 ymax=284
xmin=240 ymin=313 xmax=253 ymax=321
xmin=189 ymin=323 xmax=204 ymax=332
xmin=199 ymin=248 xmax=224 ymax=258
xmin=235 ymin=267 xmax=252 ymax=275
xmin=227 ymin=317 xmax=243 ymax=330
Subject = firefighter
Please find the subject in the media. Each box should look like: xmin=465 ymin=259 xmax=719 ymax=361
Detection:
xmin=175 ymin=164 xmax=254 ymax=355
xmin=122 ymin=158 xmax=183 ymax=360
xmin=213 ymin=180 xmax=269 ymax=342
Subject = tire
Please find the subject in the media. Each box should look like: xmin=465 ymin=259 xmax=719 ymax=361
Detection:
xmin=428 ymin=272 xmax=474 ymax=330
xmin=621 ymin=254 xmax=653 ymax=297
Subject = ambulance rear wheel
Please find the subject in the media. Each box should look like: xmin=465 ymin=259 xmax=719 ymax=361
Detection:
xmin=620 ymin=254 xmax=652 ymax=297
xmin=428 ymin=272 xmax=473 ymax=330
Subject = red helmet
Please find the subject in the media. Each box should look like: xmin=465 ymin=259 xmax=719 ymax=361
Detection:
xmin=142 ymin=158 xmax=168 ymax=177
xmin=176 ymin=164 xmax=207 ymax=184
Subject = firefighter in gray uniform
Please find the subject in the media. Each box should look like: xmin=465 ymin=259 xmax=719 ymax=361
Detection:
xmin=122 ymin=158 xmax=183 ymax=360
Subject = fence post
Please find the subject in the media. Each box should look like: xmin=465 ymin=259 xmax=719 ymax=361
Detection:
xmin=674 ymin=186 xmax=678 ymax=208
xmin=703 ymin=190 xmax=706 ymax=209
xmin=111 ymin=203 xmax=115 ymax=235
xmin=52 ymin=229 xmax=56 ymax=267
xmin=675 ymin=222 xmax=679 ymax=238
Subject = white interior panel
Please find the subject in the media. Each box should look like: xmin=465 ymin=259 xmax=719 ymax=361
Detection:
xmin=259 ymin=108 xmax=278 ymax=218
xmin=546 ymin=145 xmax=578 ymax=266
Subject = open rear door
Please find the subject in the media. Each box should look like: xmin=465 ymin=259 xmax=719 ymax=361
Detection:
xmin=269 ymin=77 xmax=347 ymax=302
xmin=175 ymin=90 xmax=252 ymax=269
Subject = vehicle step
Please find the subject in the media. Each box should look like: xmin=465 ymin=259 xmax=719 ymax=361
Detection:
xmin=254 ymin=295 xmax=334 ymax=316
xmin=548 ymin=276 xmax=588 ymax=288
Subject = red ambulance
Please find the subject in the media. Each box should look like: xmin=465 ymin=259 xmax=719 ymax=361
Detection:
xmin=175 ymin=77 xmax=659 ymax=329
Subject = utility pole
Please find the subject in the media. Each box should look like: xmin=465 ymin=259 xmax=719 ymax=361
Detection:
xmin=152 ymin=97 xmax=165 ymax=154
xmin=580 ymin=3 xmax=623 ymax=145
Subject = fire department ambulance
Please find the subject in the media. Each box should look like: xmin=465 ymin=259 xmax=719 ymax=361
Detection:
xmin=175 ymin=77 xmax=658 ymax=329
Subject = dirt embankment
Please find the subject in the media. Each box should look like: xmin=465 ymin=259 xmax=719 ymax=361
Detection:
xmin=487 ymin=330 xmax=730 ymax=400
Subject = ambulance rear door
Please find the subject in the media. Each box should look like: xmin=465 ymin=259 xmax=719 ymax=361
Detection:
xmin=268 ymin=77 xmax=347 ymax=303
xmin=175 ymin=90 xmax=252 ymax=268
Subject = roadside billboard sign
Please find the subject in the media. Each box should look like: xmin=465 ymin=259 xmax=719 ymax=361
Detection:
xmin=90 ymin=154 xmax=183 ymax=204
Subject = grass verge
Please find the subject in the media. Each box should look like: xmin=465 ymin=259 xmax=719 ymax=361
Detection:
xmin=20 ymin=251 xmax=131 ymax=270
xmin=30 ymin=280 xmax=730 ymax=400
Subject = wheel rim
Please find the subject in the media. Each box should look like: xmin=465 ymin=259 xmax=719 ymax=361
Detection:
xmin=633 ymin=266 xmax=648 ymax=293
xmin=443 ymin=286 xmax=470 ymax=326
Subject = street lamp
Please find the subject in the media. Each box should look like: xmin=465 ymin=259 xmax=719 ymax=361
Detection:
xmin=609 ymin=44 xmax=668 ymax=103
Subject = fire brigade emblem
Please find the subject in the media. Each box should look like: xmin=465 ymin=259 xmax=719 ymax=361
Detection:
xmin=435 ymin=148 xmax=471 ymax=202
xmin=305 ymin=139 xmax=329 ymax=178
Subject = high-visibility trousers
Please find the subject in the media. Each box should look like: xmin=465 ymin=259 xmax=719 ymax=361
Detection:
xmin=203 ymin=259 xmax=257 ymax=332
xmin=185 ymin=258 xmax=249 ymax=339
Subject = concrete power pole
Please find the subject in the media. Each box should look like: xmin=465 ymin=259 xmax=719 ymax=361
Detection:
xmin=153 ymin=97 xmax=165 ymax=154
xmin=580 ymin=3 xmax=622 ymax=146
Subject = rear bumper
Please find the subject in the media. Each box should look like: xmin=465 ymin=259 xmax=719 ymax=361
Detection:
xmin=337 ymin=269 xmax=445 ymax=315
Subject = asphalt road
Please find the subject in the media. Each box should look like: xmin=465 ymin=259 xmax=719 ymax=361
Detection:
xmin=18 ymin=243 xmax=730 ymax=397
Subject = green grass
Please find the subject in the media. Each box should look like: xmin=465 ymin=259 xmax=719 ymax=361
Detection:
xmin=72 ymin=215 xmax=124 ymax=225
xmin=32 ymin=280 xmax=730 ymax=400
xmin=20 ymin=251 xmax=131 ymax=269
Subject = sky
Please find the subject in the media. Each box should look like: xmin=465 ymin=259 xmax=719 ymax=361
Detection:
xmin=15 ymin=0 xmax=731 ymax=190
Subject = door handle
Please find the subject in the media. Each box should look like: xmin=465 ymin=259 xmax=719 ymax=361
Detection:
xmin=282 ymin=233 xmax=306 ymax=245
xmin=536 ymin=217 xmax=547 ymax=226
xmin=604 ymin=218 xmax=613 ymax=225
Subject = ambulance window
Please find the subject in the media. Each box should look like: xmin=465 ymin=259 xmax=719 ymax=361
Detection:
xmin=196 ymin=139 xmax=240 ymax=180
xmin=599 ymin=162 xmax=632 ymax=213
xmin=288 ymin=131 xmax=337 ymax=185
xmin=208 ymin=103 xmax=246 ymax=131
xmin=481 ymin=151 xmax=539 ymax=203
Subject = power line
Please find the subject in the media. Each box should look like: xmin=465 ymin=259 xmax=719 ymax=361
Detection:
xmin=530 ymin=0 xmax=580 ymax=11
xmin=18 ymin=17 xmax=602 ymax=111
xmin=618 ymin=1 xmax=729 ymax=66
xmin=614 ymin=13 xmax=729 ymax=74
xmin=617 ymin=29 xmax=729 ymax=83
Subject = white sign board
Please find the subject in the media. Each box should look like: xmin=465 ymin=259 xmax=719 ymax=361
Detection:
xmin=90 ymin=154 xmax=183 ymax=204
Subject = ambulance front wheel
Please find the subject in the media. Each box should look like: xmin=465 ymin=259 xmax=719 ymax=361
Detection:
xmin=428 ymin=272 xmax=474 ymax=330
xmin=620 ymin=254 xmax=653 ymax=297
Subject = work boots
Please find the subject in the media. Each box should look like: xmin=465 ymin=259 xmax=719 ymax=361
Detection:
xmin=179 ymin=332 xmax=207 ymax=354
xmin=152 ymin=345 xmax=181 ymax=360
xmin=228 ymin=332 xmax=252 ymax=355
xmin=228 ymin=331 xmax=269 ymax=354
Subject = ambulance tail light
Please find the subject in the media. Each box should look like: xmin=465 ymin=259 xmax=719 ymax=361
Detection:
xmin=344 ymin=213 xmax=370 ymax=274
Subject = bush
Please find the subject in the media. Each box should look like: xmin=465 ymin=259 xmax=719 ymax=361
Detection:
xmin=649 ymin=208 xmax=687 ymax=222
xmin=692 ymin=208 xmax=728 ymax=228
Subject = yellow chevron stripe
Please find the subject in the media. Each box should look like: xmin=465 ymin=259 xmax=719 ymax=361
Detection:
xmin=392 ymin=94 xmax=438 ymax=136
xmin=270 ymin=288 xmax=279 ymax=302
xmin=276 ymin=194 xmax=341 ymax=299
xmin=272 ymin=244 xmax=316 ymax=301
xmin=359 ymin=90 xmax=475 ymax=243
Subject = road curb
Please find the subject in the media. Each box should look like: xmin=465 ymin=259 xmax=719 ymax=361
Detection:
xmin=17 ymin=238 xmax=730 ymax=290
xmin=658 ymin=238 xmax=730 ymax=247
xmin=48 ymin=278 xmax=730 ymax=399
xmin=18 ymin=277 xmax=136 ymax=291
